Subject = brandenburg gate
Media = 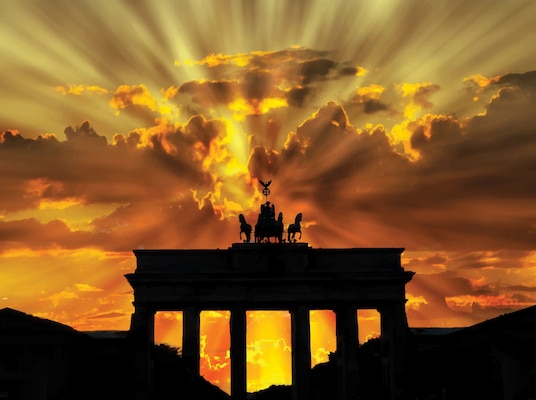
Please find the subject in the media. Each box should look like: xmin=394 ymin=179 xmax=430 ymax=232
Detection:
xmin=125 ymin=182 xmax=414 ymax=400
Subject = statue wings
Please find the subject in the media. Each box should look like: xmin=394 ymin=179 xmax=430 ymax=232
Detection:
xmin=259 ymin=179 xmax=272 ymax=189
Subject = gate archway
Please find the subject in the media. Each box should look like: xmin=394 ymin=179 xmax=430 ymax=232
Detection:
xmin=126 ymin=243 xmax=414 ymax=400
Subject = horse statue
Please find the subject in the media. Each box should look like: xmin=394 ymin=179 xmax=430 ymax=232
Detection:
xmin=238 ymin=214 xmax=252 ymax=243
xmin=287 ymin=212 xmax=302 ymax=243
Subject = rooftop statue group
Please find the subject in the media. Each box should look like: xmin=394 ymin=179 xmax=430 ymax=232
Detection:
xmin=238 ymin=180 xmax=303 ymax=244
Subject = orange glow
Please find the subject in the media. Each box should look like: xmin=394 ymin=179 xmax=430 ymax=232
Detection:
xmin=446 ymin=294 xmax=534 ymax=311
xmin=355 ymin=66 xmax=368 ymax=77
xmin=201 ymin=311 xmax=232 ymax=391
xmin=55 ymin=84 xmax=109 ymax=96
xmin=177 ymin=52 xmax=255 ymax=68
xmin=310 ymin=310 xmax=336 ymax=365
xmin=463 ymin=74 xmax=502 ymax=88
xmin=396 ymin=82 xmax=441 ymax=119
xmin=405 ymin=293 xmax=429 ymax=310
xmin=109 ymin=84 xmax=158 ymax=114
xmin=154 ymin=309 xmax=380 ymax=393
xmin=155 ymin=311 xmax=183 ymax=347
xmin=356 ymin=84 xmax=385 ymax=99
xmin=2 ymin=0 xmax=536 ymax=394
xmin=229 ymin=97 xmax=288 ymax=121
xmin=246 ymin=311 xmax=291 ymax=392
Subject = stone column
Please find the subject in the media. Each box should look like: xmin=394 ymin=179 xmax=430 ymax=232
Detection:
xmin=231 ymin=306 xmax=247 ymax=400
xmin=183 ymin=306 xmax=200 ymax=374
xmin=380 ymin=301 xmax=409 ymax=400
xmin=335 ymin=306 xmax=359 ymax=400
xmin=291 ymin=305 xmax=311 ymax=400
xmin=129 ymin=305 xmax=155 ymax=400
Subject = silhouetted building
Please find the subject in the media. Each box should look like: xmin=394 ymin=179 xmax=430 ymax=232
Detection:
xmin=0 ymin=308 xmax=229 ymax=400
xmin=444 ymin=306 xmax=536 ymax=400
xmin=405 ymin=306 xmax=536 ymax=400
xmin=0 ymin=308 xmax=91 ymax=400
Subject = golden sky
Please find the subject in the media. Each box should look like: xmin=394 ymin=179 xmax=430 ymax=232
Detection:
xmin=1 ymin=0 xmax=536 ymax=393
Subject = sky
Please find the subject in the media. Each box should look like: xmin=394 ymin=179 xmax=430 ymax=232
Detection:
xmin=1 ymin=0 xmax=536 ymax=393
